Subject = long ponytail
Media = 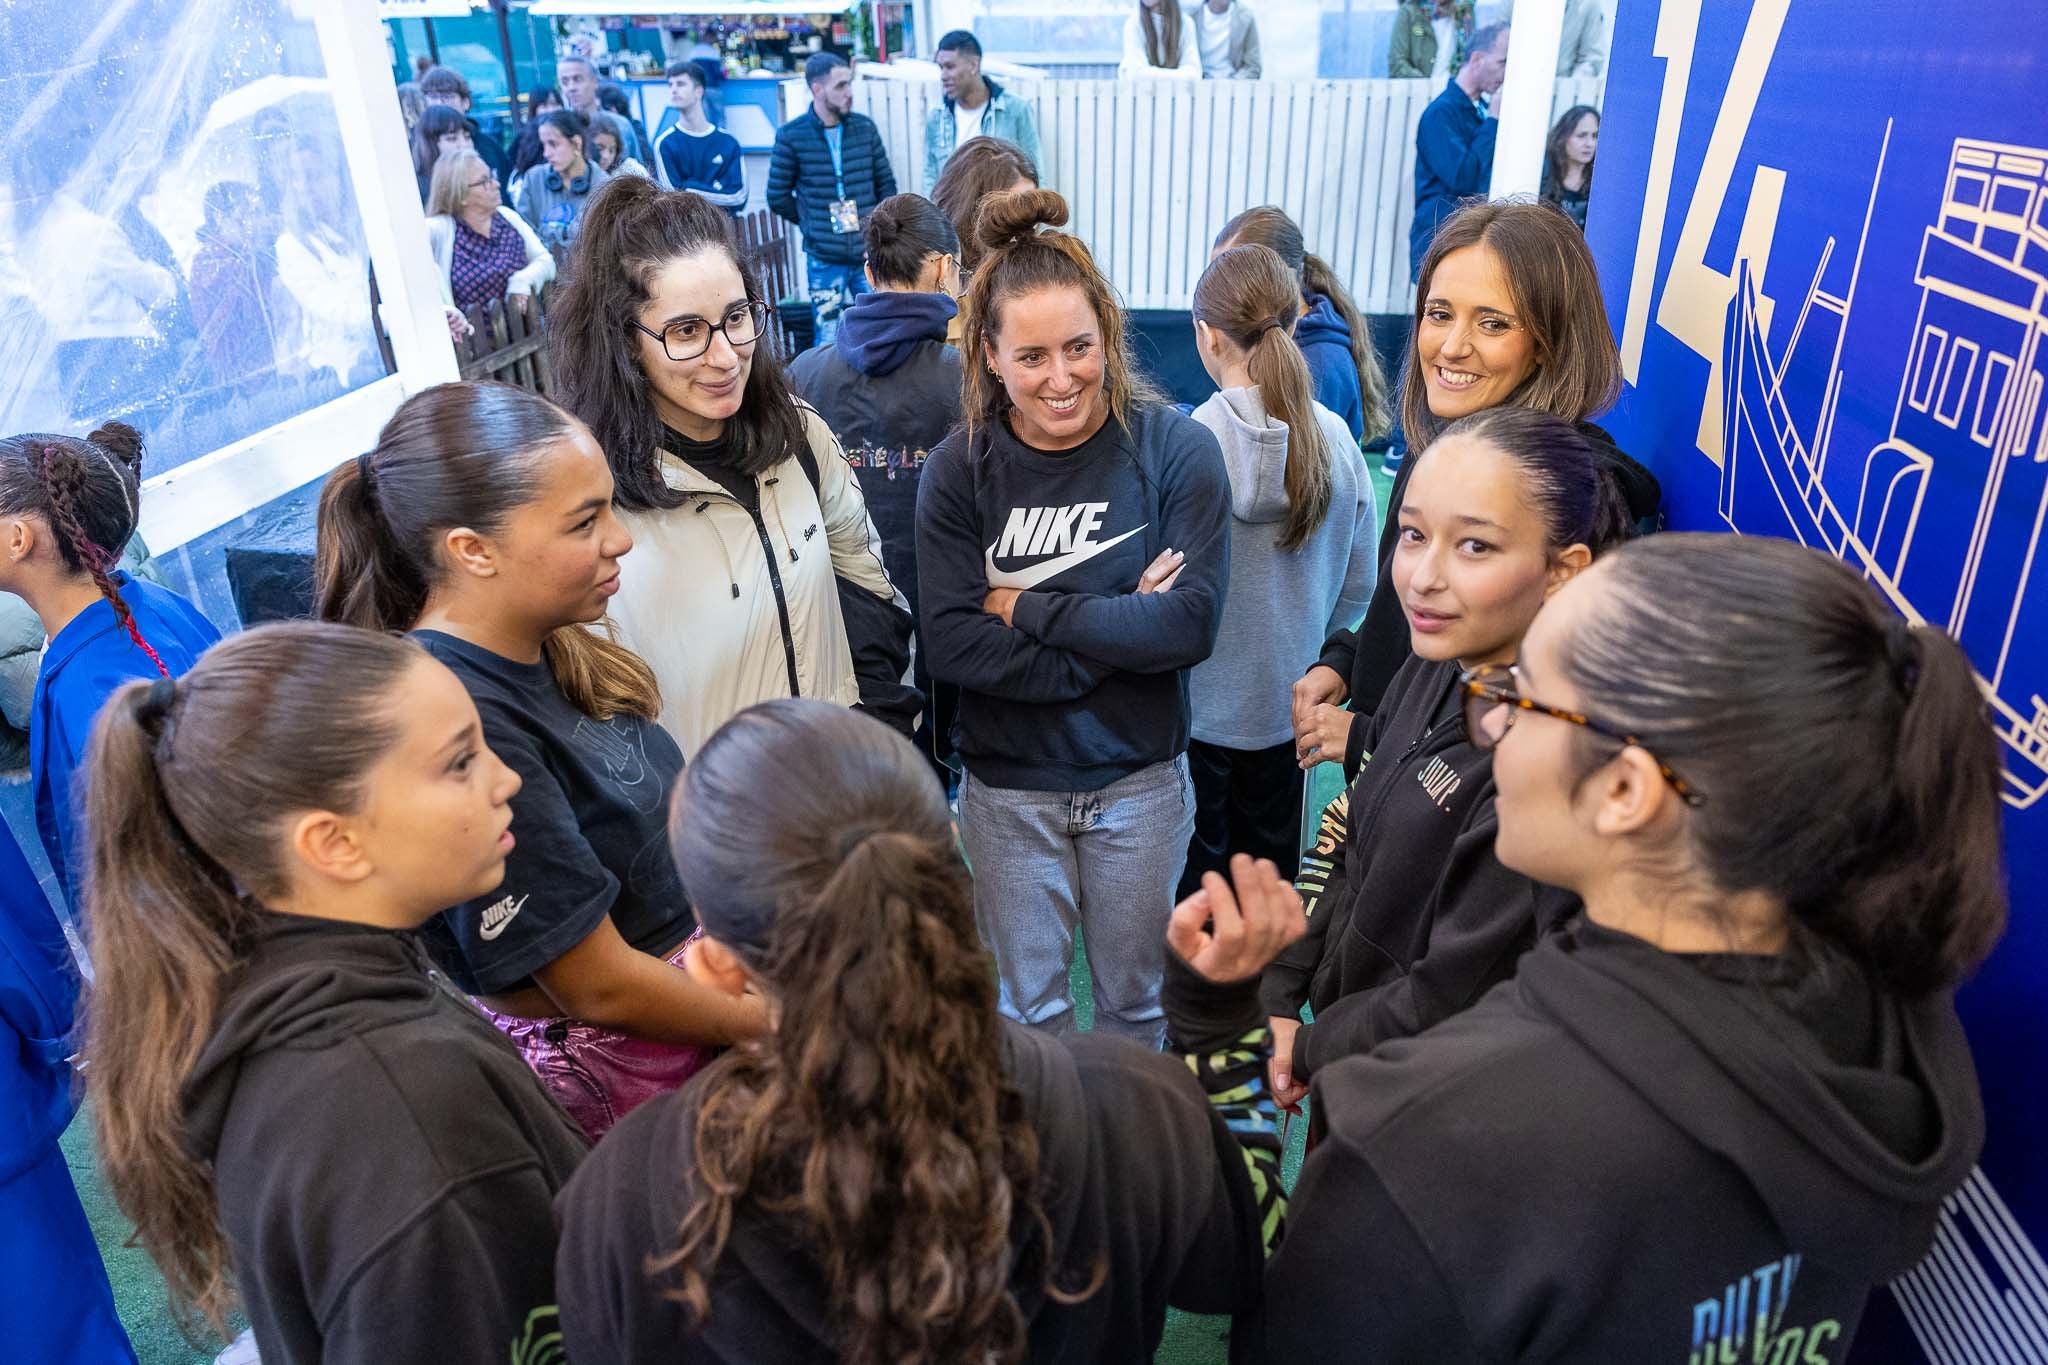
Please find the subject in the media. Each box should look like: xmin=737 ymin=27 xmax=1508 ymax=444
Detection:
xmin=658 ymin=700 xmax=1092 ymax=1363
xmin=83 ymin=624 xmax=422 ymax=1335
xmin=312 ymin=381 xmax=660 ymax=722
xmin=1196 ymin=243 xmax=1334 ymax=551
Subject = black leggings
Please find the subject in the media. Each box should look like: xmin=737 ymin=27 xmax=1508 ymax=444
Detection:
xmin=1179 ymin=739 xmax=1304 ymax=901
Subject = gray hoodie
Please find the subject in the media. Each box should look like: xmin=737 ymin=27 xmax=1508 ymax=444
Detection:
xmin=1188 ymin=387 xmax=1377 ymax=749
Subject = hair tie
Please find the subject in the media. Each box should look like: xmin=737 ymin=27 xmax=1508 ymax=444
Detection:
xmin=356 ymin=450 xmax=377 ymax=489
xmin=1884 ymin=616 xmax=1921 ymax=699
xmin=141 ymin=676 xmax=181 ymax=757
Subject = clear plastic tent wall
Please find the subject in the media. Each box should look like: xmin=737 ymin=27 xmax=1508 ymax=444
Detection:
xmin=0 ymin=0 xmax=388 ymax=481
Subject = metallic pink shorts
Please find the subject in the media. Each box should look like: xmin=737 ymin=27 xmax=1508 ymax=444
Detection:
xmin=478 ymin=934 xmax=715 ymax=1141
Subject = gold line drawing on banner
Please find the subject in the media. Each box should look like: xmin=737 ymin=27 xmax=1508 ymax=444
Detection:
xmin=1719 ymin=121 xmax=2048 ymax=811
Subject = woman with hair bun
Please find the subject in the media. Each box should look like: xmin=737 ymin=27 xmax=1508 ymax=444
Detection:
xmin=0 ymin=421 xmax=219 ymax=905
xmin=1244 ymin=533 xmax=1999 ymax=1360
xmin=916 ymin=188 xmax=1230 ymax=1044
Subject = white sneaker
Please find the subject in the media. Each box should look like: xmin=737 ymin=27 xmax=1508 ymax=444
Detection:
xmin=214 ymin=1329 xmax=260 ymax=1365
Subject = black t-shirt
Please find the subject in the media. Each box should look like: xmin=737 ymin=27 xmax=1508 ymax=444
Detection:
xmin=660 ymin=424 xmax=755 ymax=510
xmin=413 ymin=630 xmax=692 ymax=995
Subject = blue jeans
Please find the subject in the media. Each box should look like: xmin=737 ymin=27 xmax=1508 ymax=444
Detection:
xmin=959 ymin=756 xmax=1195 ymax=1046
xmin=805 ymin=253 xmax=870 ymax=346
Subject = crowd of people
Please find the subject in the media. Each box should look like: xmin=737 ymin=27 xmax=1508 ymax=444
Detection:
xmin=0 ymin=17 xmax=2002 ymax=1365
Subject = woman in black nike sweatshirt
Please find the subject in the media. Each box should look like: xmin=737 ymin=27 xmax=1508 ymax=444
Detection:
xmin=916 ymin=188 xmax=1230 ymax=1045
xmin=554 ymin=698 xmax=1298 ymax=1363
xmin=79 ymin=622 xmax=589 ymax=1364
xmin=1244 ymin=533 xmax=2000 ymax=1361
xmin=1261 ymin=405 xmax=1635 ymax=1102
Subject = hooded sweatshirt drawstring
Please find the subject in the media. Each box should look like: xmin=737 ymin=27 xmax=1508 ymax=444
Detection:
xmin=693 ymin=501 xmax=742 ymax=598
xmin=762 ymin=476 xmax=802 ymax=564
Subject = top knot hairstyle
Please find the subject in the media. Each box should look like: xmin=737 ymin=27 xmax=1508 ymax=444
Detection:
xmin=548 ymin=176 xmax=808 ymax=506
xmin=930 ymin=137 xmax=1039 ymax=271
xmin=1562 ymin=534 xmax=2007 ymax=995
xmin=959 ymin=188 xmax=1159 ymax=445
xmin=863 ymin=193 xmax=960 ymax=288
xmin=0 ymin=421 xmax=165 ymax=674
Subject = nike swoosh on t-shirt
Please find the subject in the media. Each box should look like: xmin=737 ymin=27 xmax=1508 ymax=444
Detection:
xmin=983 ymin=525 xmax=1146 ymax=591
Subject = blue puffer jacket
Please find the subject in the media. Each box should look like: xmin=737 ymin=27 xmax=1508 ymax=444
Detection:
xmin=767 ymin=110 xmax=898 ymax=267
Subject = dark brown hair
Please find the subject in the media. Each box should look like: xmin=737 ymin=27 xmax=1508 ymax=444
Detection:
xmin=659 ymin=699 xmax=1092 ymax=1363
xmin=1562 ymin=534 xmax=2007 ymax=994
xmin=314 ymin=380 xmax=659 ymax=721
xmin=550 ymin=176 xmax=808 ymax=503
xmin=411 ymin=103 xmax=469 ymax=182
xmin=1137 ymin=0 xmax=1184 ymax=68
xmin=930 ymin=137 xmax=1039 ymax=271
xmin=1425 ymin=406 xmax=1632 ymax=556
xmin=1542 ymin=104 xmax=1599 ymax=205
xmin=1402 ymin=199 xmax=1622 ymax=446
xmin=0 ymin=422 xmax=165 ymax=673
xmin=1194 ymin=244 xmax=1333 ymax=550
xmin=960 ymin=188 xmax=1159 ymax=446
xmin=863 ymin=193 xmax=960 ymax=288
xmin=1215 ymin=205 xmax=1394 ymax=444
xmin=83 ymin=623 xmax=424 ymax=1333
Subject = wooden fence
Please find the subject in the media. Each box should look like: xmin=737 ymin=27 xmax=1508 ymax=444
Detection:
xmin=854 ymin=76 xmax=1603 ymax=315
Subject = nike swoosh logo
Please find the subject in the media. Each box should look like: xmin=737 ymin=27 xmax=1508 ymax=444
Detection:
xmin=983 ymin=525 xmax=1147 ymax=591
xmin=479 ymin=895 xmax=528 ymax=942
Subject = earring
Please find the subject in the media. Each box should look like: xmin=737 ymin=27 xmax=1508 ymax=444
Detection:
xmin=988 ymin=364 xmax=1000 ymax=377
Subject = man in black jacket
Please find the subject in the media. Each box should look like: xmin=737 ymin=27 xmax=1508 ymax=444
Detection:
xmin=419 ymin=65 xmax=514 ymax=190
xmin=768 ymin=53 xmax=898 ymax=345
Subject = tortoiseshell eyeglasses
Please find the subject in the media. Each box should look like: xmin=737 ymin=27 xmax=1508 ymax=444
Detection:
xmin=1457 ymin=664 xmax=1705 ymax=807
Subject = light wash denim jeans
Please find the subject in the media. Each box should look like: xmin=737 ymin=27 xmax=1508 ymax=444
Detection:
xmin=959 ymin=755 xmax=1195 ymax=1046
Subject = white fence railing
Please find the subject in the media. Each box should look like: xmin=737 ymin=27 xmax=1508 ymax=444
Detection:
xmin=854 ymin=76 xmax=1603 ymax=315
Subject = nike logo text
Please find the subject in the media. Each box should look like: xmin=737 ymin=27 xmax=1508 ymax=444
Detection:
xmin=480 ymin=894 xmax=529 ymax=941
xmin=983 ymin=502 xmax=1147 ymax=591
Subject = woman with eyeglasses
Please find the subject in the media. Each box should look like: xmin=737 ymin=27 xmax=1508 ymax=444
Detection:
xmin=549 ymin=178 xmax=911 ymax=758
xmin=1260 ymin=405 xmax=1636 ymax=1107
xmin=1244 ymin=532 xmax=1997 ymax=1360
xmin=424 ymin=149 xmax=554 ymax=319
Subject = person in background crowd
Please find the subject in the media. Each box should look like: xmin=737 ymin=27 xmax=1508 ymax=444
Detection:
xmin=412 ymin=53 xmax=433 ymax=82
xmin=931 ymin=136 xmax=1039 ymax=274
xmin=1251 ymin=533 xmax=1997 ymax=1361
xmin=187 ymin=180 xmax=282 ymax=400
xmin=424 ymin=150 xmax=554 ymax=318
xmin=1409 ymin=21 xmax=1508 ymax=280
xmin=654 ymin=59 xmax=746 ymax=214
xmin=1120 ymin=0 xmax=1202 ymax=78
xmin=1501 ymin=0 xmax=1609 ymax=75
xmin=591 ymin=116 xmax=653 ymax=181
xmin=1265 ymin=408 xmax=1634 ymax=1108
xmin=1388 ymin=0 xmax=1473 ymax=79
xmin=1214 ymin=205 xmax=1394 ymax=447
xmin=550 ymin=178 xmax=915 ymax=758
xmin=420 ymin=64 xmax=516 ymax=190
xmin=2 ymin=818 xmax=136 ymax=1363
xmin=769 ymin=53 xmax=899 ymax=347
xmin=316 ymin=382 xmax=767 ymax=1138
xmin=917 ymin=189 xmax=1230 ymax=1045
xmin=554 ymin=699 xmax=1296 ymax=1362
xmin=1193 ymin=0 xmax=1262 ymax=79
xmin=1 ymin=423 xmax=220 ymax=908
xmin=923 ymin=31 xmax=1043 ymax=189
xmin=395 ymin=80 xmax=426 ymax=133
xmin=598 ymin=80 xmax=660 ymax=169
xmin=511 ymin=85 xmax=564 ymax=181
xmin=1294 ymin=201 xmax=1660 ymax=767
xmin=555 ymin=53 xmax=604 ymax=123
xmin=1540 ymin=104 xmax=1599 ymax=230
xmin=789 ymin=194 xmax=963 ymax=778
xmin=82 ymin=622 xmax=591 ymax=1362
xmin=411 ymin=103 xmax=473 ymax=206
xmin=518 ymin=111 xmax=612 ymax=252
xmin=1182 ymin=243 xmax=1376 ymax=897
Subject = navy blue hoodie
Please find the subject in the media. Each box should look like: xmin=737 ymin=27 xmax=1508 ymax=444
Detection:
xmin=916 ymin=403 xmax=1230 ymax=790
xmin=1295 ymin=293 xmax=1365 ymax=442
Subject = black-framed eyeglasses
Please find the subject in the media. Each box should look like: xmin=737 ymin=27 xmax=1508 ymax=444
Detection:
xmin=630 ymin=301 xmax=771 ymax=362
xmin=1458 ymin=664 xmax=1705 ymax=807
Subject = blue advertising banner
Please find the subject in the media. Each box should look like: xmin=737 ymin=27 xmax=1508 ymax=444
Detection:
xmin=1587 ymin=2 xmax=2048 ymax=1360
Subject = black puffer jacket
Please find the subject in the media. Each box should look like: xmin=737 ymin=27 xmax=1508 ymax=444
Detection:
xmin=767 ymin=110 xmax=898 ymax=266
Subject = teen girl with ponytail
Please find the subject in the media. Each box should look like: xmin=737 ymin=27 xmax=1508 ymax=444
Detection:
xmin=556 ymin=698 xmax=1303 ymax=1363
xmin=82 ymin=622 xmax=588 ymax=1363
xmin=1243 ymin=534 xmax=1998 ymax=1360
xmin=1261 ymin=407 xmax=1633 ymax=1107
xmin=916 ymin=188 xmax=1230 ymax=1044
xmin=1182 ymin=243 xmax=1377 ymax=895
xmin=317 ymin=380 xmax=764 ymax=1138
xmin=0 ymin=422 xmax=219 ymax=906
xmin=1213 ymin=205 xmax=1394 ymax=446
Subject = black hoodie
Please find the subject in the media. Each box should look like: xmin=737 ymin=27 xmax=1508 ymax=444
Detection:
xmin=1253 ymin=918 xmax=1983 ymax=1362
xmin=554 ymin=1013 xmax=1271 ymax=1363
xmin=1261 ymin=655 xmax=1580 ymax=1077
xmin=182 ymin=915 xmax=589 ymax=1364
